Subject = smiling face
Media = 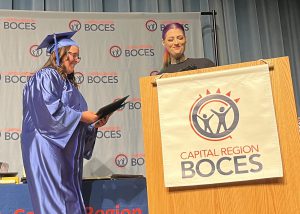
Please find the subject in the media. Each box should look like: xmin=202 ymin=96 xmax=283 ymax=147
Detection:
xmin=162 ymin=28 xmax=186 ymax=61
xmin=62 ymin=45 xmax=80 ymax=74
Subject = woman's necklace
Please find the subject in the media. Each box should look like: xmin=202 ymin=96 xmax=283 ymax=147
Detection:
xmin=171 ymin=55 xmax=187 ymax=64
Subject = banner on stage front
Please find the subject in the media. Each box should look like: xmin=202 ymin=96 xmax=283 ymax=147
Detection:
xmin=157 ymin=64 xmax=283 ymax=187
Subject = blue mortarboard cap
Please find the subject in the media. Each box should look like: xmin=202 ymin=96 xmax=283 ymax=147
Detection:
xmin=37 ymin=31 xmax=78 ymax=66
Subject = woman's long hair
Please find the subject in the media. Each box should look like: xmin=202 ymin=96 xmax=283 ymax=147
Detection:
xmin=161 ymin=23 xmax=185 ymax=70
xmin=41 ymin=46 xmax=78 ymax=88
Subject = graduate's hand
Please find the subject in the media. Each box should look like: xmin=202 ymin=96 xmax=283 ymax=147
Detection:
xmin=81 ymin=111 xmax=98 ymax=124
xmin=94 ymin=114 xmax=111 ymax=128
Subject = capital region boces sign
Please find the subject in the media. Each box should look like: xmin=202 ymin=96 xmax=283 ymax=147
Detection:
xmin=156 ymin=64 xmax=283 ymax=187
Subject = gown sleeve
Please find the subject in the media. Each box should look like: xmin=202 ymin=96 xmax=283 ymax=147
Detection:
xmin=27 ymin=68 xmax=82 ymax=149
xmin=83 ymin=124 xmax=97 ymax=160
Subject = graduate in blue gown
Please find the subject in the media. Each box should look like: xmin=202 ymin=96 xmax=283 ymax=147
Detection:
xmin=21 ymin=31 xmax=110 ymax=214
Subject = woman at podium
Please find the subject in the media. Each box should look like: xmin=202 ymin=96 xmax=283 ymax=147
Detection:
xmin=159 ymin=22 xmax=215 ymax=74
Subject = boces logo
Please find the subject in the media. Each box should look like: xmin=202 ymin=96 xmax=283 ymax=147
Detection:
xmin=69 ymin=19 xmax=115 ymax=32
xmin=74 ymin=72 xmax=84 ymax=84
xmin=115 ymin=153 xmax=145 ymax=168
xmin=144 ymin=19 xmax=191 ymax=32
xmin=1 ymin=17 xmax=37 ymax=30
xmin=29 ymin=45 xmax=43 ymax=57
xmin=115 ymin=154 xmax=128 ymax=168
xmin=145 ymin=20 xmax=158 ymax=31
xmin=0 ymin=71 xmax=33 ymax=84
xmin=109 ymin=45 xmax=155 ymax=58
xmin=189 ymin=89 xmax=240 ymax=141
xmin=0 ymin=128 xmax=21 ymax=142
xmin=69 ymin=19 xmax=81 ymax=31
xmin=73 ymin=71 xmax=118 ymax=84
xmin=110 ymin=46 xmax=122 ymax=58
xmin=122 ymin=97 xmax=141 ymax=111
xmin=97 ymin=126 xmax=122 ymax=139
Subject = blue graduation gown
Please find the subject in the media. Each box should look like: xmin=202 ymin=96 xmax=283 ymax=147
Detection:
xmin=21 ymin=68 xmax=96 ymax=214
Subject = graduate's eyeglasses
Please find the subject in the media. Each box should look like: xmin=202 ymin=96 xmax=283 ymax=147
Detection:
xmin=67 ymin=51 xmax=81 ymax=62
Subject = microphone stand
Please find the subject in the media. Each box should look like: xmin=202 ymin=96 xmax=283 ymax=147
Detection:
xmin=201 ymin=10 xmax=219 ymax=66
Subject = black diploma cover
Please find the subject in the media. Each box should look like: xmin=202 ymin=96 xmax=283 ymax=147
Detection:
xmin=96 ymin=95 xmax=129 ymax=119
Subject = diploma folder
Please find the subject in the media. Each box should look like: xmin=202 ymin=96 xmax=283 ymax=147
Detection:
xmin=96 ymin=95 xmax=129 ymax=119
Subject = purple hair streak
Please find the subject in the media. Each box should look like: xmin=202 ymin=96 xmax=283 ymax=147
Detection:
xmin=162 ymin=23 xmax=185 ymax=40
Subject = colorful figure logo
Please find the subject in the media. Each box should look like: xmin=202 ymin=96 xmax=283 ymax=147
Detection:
xmin=190 ymin=89 xmax=240 ymax=141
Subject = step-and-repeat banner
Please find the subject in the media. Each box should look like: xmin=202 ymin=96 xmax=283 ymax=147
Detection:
xmin=0 ymin=10 xmax=204 ymax=178
xmin=157 ymin=64 xmax=283 ymax=187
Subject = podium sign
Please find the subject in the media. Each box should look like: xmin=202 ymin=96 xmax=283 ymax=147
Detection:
xmin=157 ymin=64 xmax=283 ymax=187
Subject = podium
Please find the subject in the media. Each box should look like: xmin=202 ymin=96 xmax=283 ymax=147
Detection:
xmin=139 ymin=57 xmax=300 ymax=214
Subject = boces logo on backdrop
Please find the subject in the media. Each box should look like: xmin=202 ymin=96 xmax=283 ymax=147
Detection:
xmin=1 ymin=17 xmax=37 ymax=30
xmin=73 ymin=71 xmax=118 ymax=84
xmin=145 ymin=20 xmax=158 ymax=31
xmin=0 ymin=71 xmax=33 ymax=84
xmin=115 ymin=153 xmax=145 ymax=168
xmin=110 ymin=46 xmax=122 ymax=58
xmin=69 ymin=19 xmax=115 ymax=32
xmin=189 ymin=88 xmax=240 ymax=141
xmin=109 ymin=45 xmax=155 ymax=58
xmin=0 ymin=128 xmax=21 ymax=142
xmin=74 ymin=72 xmax=84 ymax=84
xmin=145 ymin=19 xmax=190 ymax=32
xmin=29 ymin=45 xmax=43 ymax=57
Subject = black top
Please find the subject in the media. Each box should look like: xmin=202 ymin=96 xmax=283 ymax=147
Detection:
xmin=158 ymin=58 xmax=215 ymax=74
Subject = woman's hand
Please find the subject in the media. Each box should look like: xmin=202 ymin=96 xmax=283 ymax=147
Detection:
xmin=81 ymin=111 xmax=98 ymax=124
xmin=94 ymin=114 xmax=111 ymax=128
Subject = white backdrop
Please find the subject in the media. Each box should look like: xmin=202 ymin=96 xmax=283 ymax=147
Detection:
xmin=0 ymin=10 xmax=204 ymax=178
